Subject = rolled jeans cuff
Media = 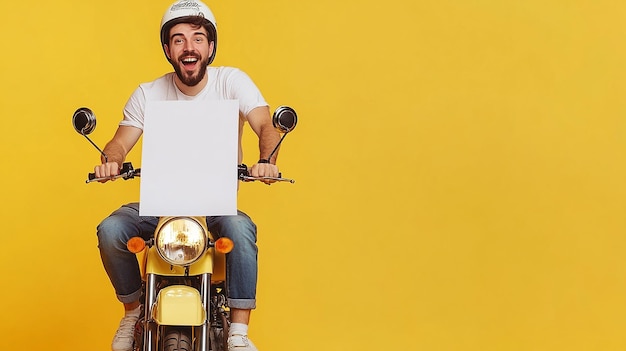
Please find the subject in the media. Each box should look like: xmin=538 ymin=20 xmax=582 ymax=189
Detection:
xmin=117 ymin=289 xmax=143 ymax=304
xmin=228 ymin=298 xmax=256 ymax=310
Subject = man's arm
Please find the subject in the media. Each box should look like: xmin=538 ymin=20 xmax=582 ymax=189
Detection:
xmin=247 ymin=106 xmax=281 ymax=179
xmin=94 ymin=126 xmax=143 ymax=181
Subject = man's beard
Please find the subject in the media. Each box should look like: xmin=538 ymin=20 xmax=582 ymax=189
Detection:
xmin=172 ymin=54 xmax=210 ymax=87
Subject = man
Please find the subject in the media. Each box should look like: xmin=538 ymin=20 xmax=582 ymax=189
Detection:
xmin=94 ymin=1 xmax=279 ymax=351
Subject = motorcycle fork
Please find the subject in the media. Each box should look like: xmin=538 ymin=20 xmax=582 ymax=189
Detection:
xmin=199 ymin=272 xmax=211 ymax=350
xmin=142 ymin=272 xmax=212 ymax=351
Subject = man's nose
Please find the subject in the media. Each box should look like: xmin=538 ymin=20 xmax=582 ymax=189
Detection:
xmin=183 ymin=40 xmax=195 ymax=52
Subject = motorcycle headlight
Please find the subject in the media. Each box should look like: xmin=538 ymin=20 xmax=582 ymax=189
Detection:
xmin=155 ymin=217 xmax=207 ymax=266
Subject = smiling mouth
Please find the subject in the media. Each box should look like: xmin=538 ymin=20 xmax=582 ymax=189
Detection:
xmin=181 ymin=57 xmax=199 ymax=69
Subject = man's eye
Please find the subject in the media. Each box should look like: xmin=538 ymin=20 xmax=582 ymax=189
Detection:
xmin=194 ymin=37 xmax=204 ymax=43
xmin=174 ymin=38 xmax=184 ymax=44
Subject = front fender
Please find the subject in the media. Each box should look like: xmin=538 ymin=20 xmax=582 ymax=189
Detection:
xmin=153 ymin=285 xmax=206 ymax=326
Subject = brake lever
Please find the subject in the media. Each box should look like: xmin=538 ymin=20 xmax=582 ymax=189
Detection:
xmin=238 ymin=164 xmax=295 ymax=183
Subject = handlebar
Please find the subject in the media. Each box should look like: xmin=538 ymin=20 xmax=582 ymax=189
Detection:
xmin=86 ymin=163 xmax=294 ymax=184
xmin=87 ymin=162 xmax=140 ymax=183
xmin=237 ymin=164 xmax=295 ymax=183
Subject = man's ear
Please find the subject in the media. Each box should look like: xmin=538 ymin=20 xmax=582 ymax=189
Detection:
xmin=164 ymin=44 xmax=171 ymax=60
xmin=209 ymin=41 xmax=215 ymax=57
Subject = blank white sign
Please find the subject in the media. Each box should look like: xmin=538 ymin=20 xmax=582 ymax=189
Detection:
xmin=139 ymin=99 xmax=238 ymax=216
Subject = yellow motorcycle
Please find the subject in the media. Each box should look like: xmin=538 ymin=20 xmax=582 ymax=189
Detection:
xmin=72 ymin=106 xmax=297 ymax=351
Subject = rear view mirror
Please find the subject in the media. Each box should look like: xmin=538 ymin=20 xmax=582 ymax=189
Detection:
xmin=72 ymin=107 xmax=97 ymax=135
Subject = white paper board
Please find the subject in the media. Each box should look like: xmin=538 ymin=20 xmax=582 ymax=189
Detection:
xmin=139 ymin=100 xmax=238 ymax=216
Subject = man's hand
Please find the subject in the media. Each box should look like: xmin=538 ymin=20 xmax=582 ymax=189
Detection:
xmin=94 ymin=162 xmax=121 ymax=182
xmin=92 ymin=126 xmax=143 ymax=183
xmin=250 ymin=162 xmax=279 ymax=184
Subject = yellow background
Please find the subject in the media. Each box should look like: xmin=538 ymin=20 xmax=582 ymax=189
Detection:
xmin=1 ymin=1 xmax=625 ymax=350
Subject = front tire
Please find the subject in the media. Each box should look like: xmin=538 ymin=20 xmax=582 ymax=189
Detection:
xmin=163 ymin=328 xmax=192 ymax=351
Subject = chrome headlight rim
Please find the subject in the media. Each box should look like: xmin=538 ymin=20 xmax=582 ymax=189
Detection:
xmin=154 ymin=216 xmax=208 ymax=266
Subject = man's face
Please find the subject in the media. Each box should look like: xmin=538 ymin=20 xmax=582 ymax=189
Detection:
xmin=164 ymin=23 xmax=214 ymax=87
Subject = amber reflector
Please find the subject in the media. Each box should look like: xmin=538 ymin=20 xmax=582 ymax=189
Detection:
xmin=127 ymin=237 xmax=146 ymax=253
xmin=215 ymin=238 xmax=234 ymax=254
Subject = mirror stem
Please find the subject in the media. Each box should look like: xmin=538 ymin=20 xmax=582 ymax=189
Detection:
xmin=265 ymin=133 xmax=288 ymax=164
xmin=82 ymin=133 xmax=108 ymax=163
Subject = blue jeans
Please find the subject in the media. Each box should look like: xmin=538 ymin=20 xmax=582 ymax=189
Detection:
xmin=96 ymin=202 xmax=258 ymax=310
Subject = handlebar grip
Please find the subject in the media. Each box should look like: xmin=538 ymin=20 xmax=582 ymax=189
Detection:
xmin=238 ymin=164 xmax=282 ymax=179
xmin=88 ymin=172 xmax=96 ymax=181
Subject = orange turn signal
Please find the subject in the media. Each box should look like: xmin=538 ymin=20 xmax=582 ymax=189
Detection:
xmin=215 ymin=237 xmax=234 ymax=254
xmin=127 ymin=237 xmax=147 ymax=253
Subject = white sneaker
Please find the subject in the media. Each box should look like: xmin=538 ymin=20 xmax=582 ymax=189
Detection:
xmin=111 ymin=313 xmax=140 ymax=351
xmin=228 ymin=334 xmax=258 ymax=351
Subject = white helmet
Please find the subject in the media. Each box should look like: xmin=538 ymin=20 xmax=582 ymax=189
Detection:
xmin=160 ymin=0 xmax=218 ymax=65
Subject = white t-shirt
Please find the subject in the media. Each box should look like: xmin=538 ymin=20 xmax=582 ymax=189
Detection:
xmin=121 ymin=66 xmax=268 ymax=163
